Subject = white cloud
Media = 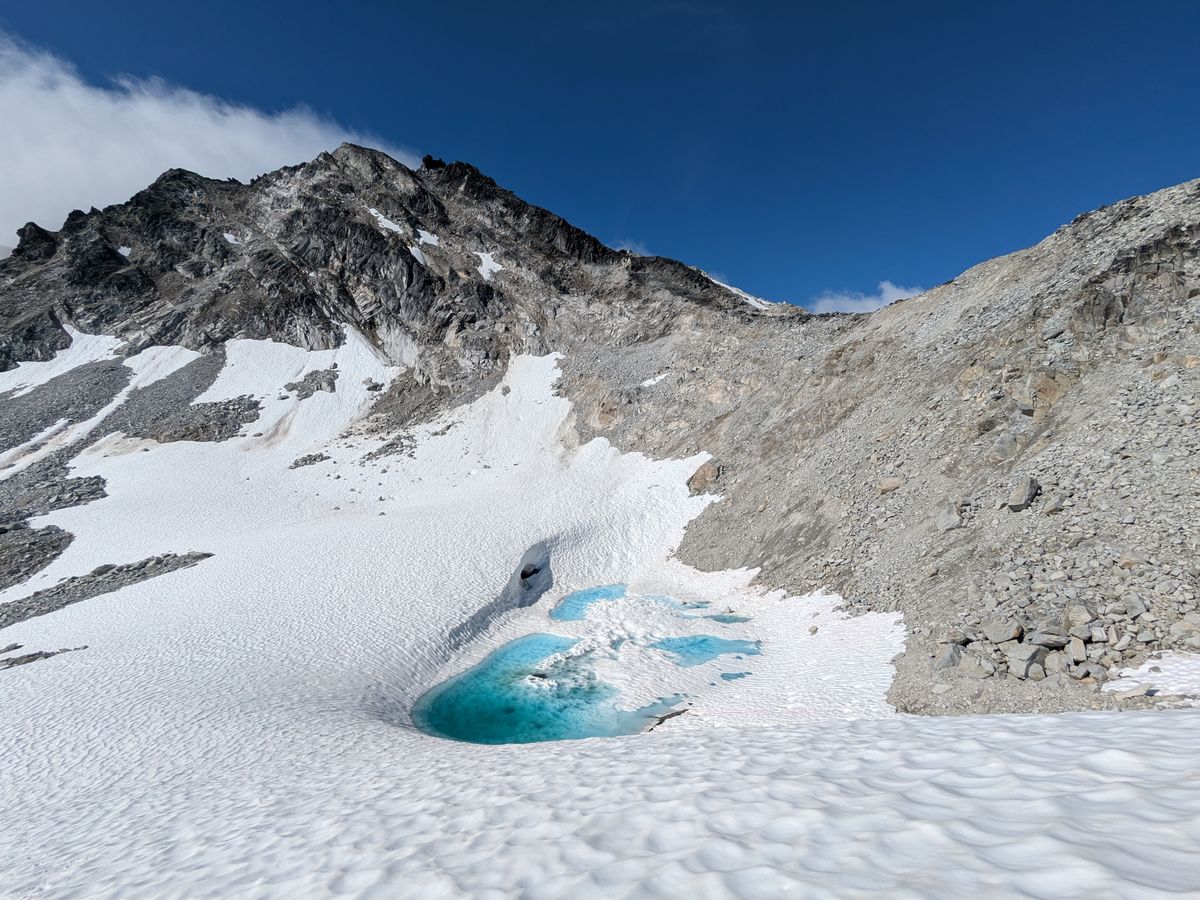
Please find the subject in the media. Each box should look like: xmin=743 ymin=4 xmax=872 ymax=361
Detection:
xmin=0 ymin=35 xmax=417 ymax=243
xmin=807 ymin=280 xmax=923 ymax=314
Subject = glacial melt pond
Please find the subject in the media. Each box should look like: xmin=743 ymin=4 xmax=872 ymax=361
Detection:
xmin=410 ymin=634 xmax=680 ymax=744
xmin=412 ymin=584 xmax=763 ymax=744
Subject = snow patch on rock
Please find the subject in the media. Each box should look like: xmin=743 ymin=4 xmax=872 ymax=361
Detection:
xmin=366 ymin=206 xmax=404 ymax=235
xmin=475 ymin=251 xmax=503 ymax=280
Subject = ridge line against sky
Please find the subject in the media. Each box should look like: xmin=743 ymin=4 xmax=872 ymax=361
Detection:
xmin=4 ymin=1 xmax=1200 ymax=311
xmin=0 ymin=27 xmax=912 ymax=311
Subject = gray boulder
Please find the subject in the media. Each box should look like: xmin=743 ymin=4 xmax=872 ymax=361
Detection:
xmin=933 ymin=644 xmax=963 ymax=671
xmin=1025 ymin=625 xmax=1069 ymax=649
xmin=1004 ymin=476 xmax=1041 ymax=512
xmin=982 ymin=620 xmax=1023 ymax=643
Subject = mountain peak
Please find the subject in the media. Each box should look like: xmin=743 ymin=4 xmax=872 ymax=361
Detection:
xmin=0 ymin=147 xmax=784 ymax=375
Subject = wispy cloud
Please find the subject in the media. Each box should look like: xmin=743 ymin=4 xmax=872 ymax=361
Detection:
xmin=807 ymin=280 xmax=923 ymax=314
xmin=613 ymin=239 xmax=650 ymax=255
xmin=0 ymin=34 xmax=416 ymax=243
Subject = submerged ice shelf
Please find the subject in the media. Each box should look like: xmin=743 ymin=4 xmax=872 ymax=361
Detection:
xmin=548 ymin=584 xmax=628 ymax=621
xmin=411 ymin=634 xmax=679 ymax=744
xmin=650 ymin=635 xmax=762 ymax=667
xmin=549 ymin=584 xmax=714 ymax=621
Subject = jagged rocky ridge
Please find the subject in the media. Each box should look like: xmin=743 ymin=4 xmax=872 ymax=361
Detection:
xmin=1 ymin=144 xmax=1198 ymax=715
xmin=0 ymin=146 xmax=788 ymax=375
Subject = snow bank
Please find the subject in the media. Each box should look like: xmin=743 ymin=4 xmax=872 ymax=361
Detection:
xmin=0 ymin=325 xmax=121 ymax=397
xmin=1107 ymin=652 xmax=1200 ymax=700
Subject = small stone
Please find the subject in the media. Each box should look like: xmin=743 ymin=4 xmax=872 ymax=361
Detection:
xmin=1044 ymin=651 xmax=1068 ymax=675
xmin=1026 ymin=626 xmax=1069 ymax=649
xmin=1072 ymin=662 xmax=1109 ymax=682
xmin=982 ymin=620 xmax=1023 ymax=643
xmin=877 ymin=477 xmax=905 ymax=495
xmin=1005 ymin=644 xmax=1049 ymax=679
xmin=1113 ymin=683 xmax=1150 ymax=700
xmin=1004 ymin=476 xmax=1041 ymax=512
xmin=1068 ymin=637 xmax=1088 ymax=663
xmin=687 ymin=460 xmax=722 ymax=494
xmin=1124 ymin=596 xmax=1149 ymax=619
xmin=1062 ymin=604 xmax=1096 ymax=630
xmin=933 ymin=645 xmax=962 ymax=671
xmin=1043 ymin=494 xmax=1067 ymax=515
xmin=1119 ymin=550 xmax=1147 ymax=570
xmin=959 ymin=652 xmax=996 ymax=679
xmin=992 ymin=434 xmax=1020 ymax=462
xmin=934 ymin=499 xmax=963 ymax=533
xmin=1001 ymin=641 xmax=1044 ymax=663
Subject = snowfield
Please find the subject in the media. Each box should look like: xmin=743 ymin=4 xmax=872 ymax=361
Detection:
xmin=1 ymin=332 xmax=1200 ymax=897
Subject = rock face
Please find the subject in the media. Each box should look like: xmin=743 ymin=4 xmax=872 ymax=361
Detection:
xmin=2 ymin=144 xmax=1198 ymax=715
xmin=0 ymin=144 xmax=784 ymax=376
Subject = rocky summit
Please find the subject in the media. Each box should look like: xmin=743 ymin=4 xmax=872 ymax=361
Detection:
xmin=2 ymin=143 xmax=1198 ymax=715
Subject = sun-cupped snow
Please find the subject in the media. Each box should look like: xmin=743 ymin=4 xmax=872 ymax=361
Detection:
xmin=117 ymin=245 xmax=132 ymax=257
xmin=408 ymin=244 xmax=426 ymax=265
xmin=417 ymin=228 xmax=440 ymax=246
xmin=475 ymin=250 xmax=503 ymax=280
xmin=2 ymin=330 xmax=1200 ymax=895
xmin=222 ymin=231 xmax=242 ymax=245
xmin=366 ymin=206 xmax=404 ymax=234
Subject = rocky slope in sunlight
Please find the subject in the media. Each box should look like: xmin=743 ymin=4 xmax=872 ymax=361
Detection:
xmin=2 ymin=144 xmax=1197 ymax=715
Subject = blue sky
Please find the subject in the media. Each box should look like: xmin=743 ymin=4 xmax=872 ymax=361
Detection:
xmin=3 ymin=1 xmax=1200 ymax=308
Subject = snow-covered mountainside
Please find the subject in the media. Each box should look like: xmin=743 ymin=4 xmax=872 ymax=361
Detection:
xmin=2 ymin=146 xmax=1200 ymax=895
